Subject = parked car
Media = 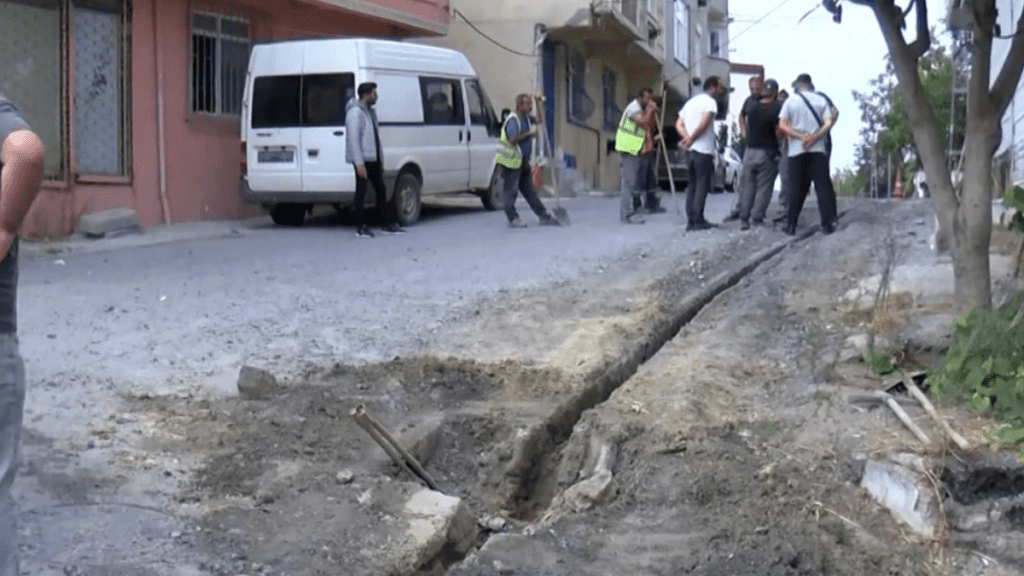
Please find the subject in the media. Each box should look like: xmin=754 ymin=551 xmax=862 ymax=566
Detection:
xmin=239 ymin=38 xmax=505 ymax=227
xmin=720 ymin=146 xmax=742 ymax=192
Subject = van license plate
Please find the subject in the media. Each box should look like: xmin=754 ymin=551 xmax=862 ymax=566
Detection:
xmin=258 ymin=150 xmax=294 ymax=163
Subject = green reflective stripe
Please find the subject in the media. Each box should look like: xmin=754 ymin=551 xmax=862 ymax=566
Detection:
xmin=615 ymin=114 xmax=644 ymax=155
xmin=495 ymin=115 xmax=523 ymax=169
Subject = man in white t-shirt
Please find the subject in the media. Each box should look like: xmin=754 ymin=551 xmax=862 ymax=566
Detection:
xmin=675 ymin=76 xmax=726 ymax=231
xmin=778 ymin=73 xmax=838 ymax=235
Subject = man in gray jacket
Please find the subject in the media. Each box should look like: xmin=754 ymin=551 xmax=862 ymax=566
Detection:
xmin=345 ymin=82 xmax=403 ymax=238
xmin=0 ymin=92 xmax=45 ymax=576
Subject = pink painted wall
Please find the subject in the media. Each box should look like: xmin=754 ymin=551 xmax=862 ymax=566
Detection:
xmin=20 ymin=0 xmax=446 ymax=239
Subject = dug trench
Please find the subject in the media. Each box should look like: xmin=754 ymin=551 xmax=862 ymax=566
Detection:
xmin=116 ymin=200 xmax=1023 ymax=575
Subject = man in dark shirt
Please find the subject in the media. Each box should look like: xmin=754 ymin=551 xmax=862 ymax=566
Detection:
xmin=724 ymin=75 xmax=763 ymax=222
xmin=0 ymin=92 xmax=45 ymax=576
xmin=737 ymin=79 xmax=783 ymax=229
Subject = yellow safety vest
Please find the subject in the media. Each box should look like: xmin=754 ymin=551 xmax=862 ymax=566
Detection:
xmin=614 ymin=106 xmax=644 ymax=156
xmin=495 ymin=114 xmax=524 ymax=170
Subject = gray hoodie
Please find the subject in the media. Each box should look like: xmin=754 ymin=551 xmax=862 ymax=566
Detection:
xmin=344 ymin=97 xmax=380 ymax=165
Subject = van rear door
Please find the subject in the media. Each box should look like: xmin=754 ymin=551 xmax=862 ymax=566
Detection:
xmin=246 ymin=44 xmax=304 ymax=192
xmin=298 ymin=73 xmax=355 ymax=194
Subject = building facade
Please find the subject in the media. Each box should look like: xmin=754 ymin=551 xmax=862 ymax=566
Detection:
xmin=427 ymin=0 xmax=675 ymax=193
xmin=0 ymin=0 xmax=449 ymax=239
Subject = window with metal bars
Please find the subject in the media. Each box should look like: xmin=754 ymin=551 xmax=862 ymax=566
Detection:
xmin=191 ymin=12 xmax=250 ymax=116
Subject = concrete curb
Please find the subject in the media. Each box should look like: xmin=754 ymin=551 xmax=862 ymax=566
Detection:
xmin=495 ymin=226 xmax=817 ymax=507
xmin=20 ymin=219 xmax=270 ymax=260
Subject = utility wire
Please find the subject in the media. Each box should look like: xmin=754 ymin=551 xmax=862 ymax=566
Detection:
xmin=451 ymin=9 xmax=536 ymax=57
xmin=731 ymin=0 xmax=800 ymax=43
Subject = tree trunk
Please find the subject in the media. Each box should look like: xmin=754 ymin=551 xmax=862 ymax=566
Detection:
xmin=870 ymin=3 xmax=957 ymax=251
xmin=956 ymin=123 xmax=995 ymax=307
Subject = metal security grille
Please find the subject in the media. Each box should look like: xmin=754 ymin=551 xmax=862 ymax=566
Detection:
xmin=0 ymin=0 xmax=131 ymax=180
xmin=73 ymin=0 xmax=128 ymax=176
xmin=191 ymin=12 xmax=249 ymax=116
xmin=0 ymin=0 xmax=66 ymax=179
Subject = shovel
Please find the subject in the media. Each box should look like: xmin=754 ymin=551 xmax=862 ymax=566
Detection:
xmin=535 ymin=93 xmax=570 ymax=225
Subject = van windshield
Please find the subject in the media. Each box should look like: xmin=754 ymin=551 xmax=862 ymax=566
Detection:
xmin=251 ymin=73 xmax=355 ymax=128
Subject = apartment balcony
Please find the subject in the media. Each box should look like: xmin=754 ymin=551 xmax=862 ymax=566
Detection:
xmin=563 ymin=0 xmax=664 ymax=68
xmin=706 ymin=0 xmax=728 ymax=19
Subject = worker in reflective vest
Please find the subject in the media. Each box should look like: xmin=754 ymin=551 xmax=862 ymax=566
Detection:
xmin=494 ymin=93 xmax=560 ymax=228
xmin=615 ymin=87 xmax=660 ymax=224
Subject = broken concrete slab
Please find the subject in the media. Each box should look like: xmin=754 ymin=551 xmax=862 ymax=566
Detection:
xmin=76 ymin=208 xmax=139 ymax=238
xmin=236 ymin=365 xmax=280 ymax=400
xmin=388 ymin=488 xmax=476 ymax=575
xmin=861 ymin=454 xmax=938 ymax=537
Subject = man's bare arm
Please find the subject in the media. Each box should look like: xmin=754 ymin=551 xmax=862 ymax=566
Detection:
xmin=0 ymin=130 xmax=45 ymax=255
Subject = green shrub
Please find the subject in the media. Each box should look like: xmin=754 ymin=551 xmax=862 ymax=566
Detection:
xmin=927 ymin=293 xmax=1024 ymax=448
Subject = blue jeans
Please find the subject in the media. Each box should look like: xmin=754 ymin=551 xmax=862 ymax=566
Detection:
xmin=0 ymin=334 xmax=24 ymax=576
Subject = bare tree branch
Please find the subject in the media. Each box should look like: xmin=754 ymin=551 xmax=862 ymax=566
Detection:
xmin=990 ymin=2 xmax=1024 ymax=115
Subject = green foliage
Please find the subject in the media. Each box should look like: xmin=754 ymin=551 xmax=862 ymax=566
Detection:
xmin=1004 ymin=185 xmax=1024 ymax=233
xmin=852 ymin=43 xmax=958 ymax=179
xmin=927 ymin=293 xmax=1024 ymax=453
xmin=833 ymin=167 xmax=869 ymax=197
xmin=864 ymin=348 xmax=896 ymax=375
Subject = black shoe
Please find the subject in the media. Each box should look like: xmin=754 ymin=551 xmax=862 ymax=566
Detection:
xmin=772 ymin=215 xmax=787 ymax=224
xmin=382 ymin=224 xmax=406 ymax=235
xmin=722 ymin=212 xmax=740 ymax=222
xmin=356 ymin=226 xmax=375 ymax=238
xmin=648 ymin=205 xmax=667 ymax=214
xmin=783 ymin=224 xmax=796 ymax=236
xmin=821 ymin=224 xmax=836 ymax=235
xmin=687 ymin=221 xmax=716 ymax=231
xmin=752 ymin=218 xmax=765 ymax=226
xmin=740 ymin=220 xmax=750 ymax=231
xmin=539 ymin=216 xmax=562 ymax=226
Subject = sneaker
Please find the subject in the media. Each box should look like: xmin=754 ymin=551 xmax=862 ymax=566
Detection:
xmin=539 ymin=216 xmax=562 ymax=226
xmin=382 ymin=224 xmax=406 ymax=235
xmin=772 ymin=215 xmax=787 ymax=224
xmin=621 ymin=214 xmax=646 ymax=224
xmin=508 ymin=218 xmax=527 ymax=228
xmin=740 ymin=220 xmax=750 ymax=231
xmin=722 ymin=212 xmax=740 ymax=222
xmin=647 ymin=205 xmax=667 ymax=214
xmin=355 ymin=226 xmax=374 ymax=238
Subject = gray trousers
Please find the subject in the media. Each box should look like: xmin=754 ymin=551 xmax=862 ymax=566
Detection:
xmin=501 ymin=162 xmax=550 ymax=223
xmin=0 ymin=334 xmax=24 ymax=576
xmin=738 ymin=148 xmax=779 ymax=222
xmin=619 ymin=154 xmax=643 ymax=219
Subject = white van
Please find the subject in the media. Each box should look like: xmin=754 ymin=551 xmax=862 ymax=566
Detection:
xmin=239 ymin=38 xmax=505 ymax=226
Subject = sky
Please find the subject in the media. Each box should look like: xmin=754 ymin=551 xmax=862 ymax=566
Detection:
xmin=726 ymin=0 xmax=945 ymax=173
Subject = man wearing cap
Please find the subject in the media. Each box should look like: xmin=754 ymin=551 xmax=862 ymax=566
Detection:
xmin=736 ymin=78 xmax=783 ymax=229
xmin=778 ymin=73 xmax=839 ymax=234
xmin=676 ymin=76 xmax=726 ymax=231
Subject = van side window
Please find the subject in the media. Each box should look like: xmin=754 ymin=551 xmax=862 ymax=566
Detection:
xmin=420 ymin=77 xmax=465 ymax=126
xmin=302 ymin=73 xmax=355 ymax=127
xmin=252 ymin=75 xmax=301 ymax=128
xmin=466 ymin=79 xmax=500 ymax=138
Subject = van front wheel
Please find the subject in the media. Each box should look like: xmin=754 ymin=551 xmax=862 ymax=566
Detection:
xmin=393 ymin=172 xmax=422 ymax=226
xmin=270 ymin=203 xmax=307 ymax=227
xmin=480 ymin=167 xmax=503 ymax=210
